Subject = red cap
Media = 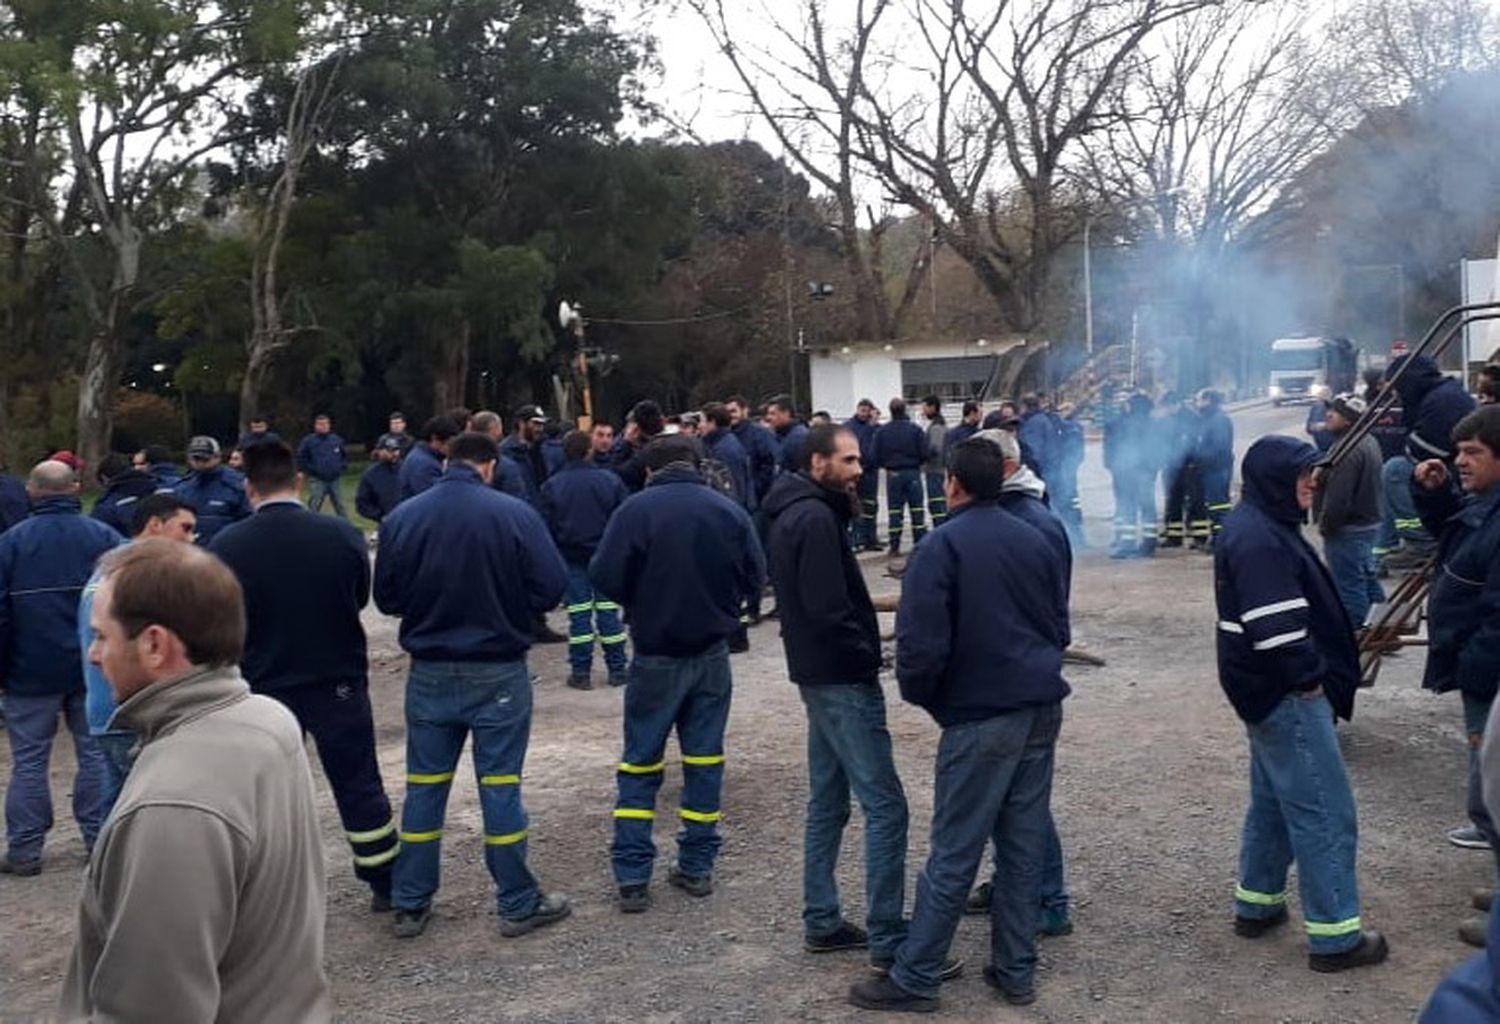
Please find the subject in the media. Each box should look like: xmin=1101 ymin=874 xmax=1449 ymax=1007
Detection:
xmin=49 ymin=450 xmax=84 ymax=471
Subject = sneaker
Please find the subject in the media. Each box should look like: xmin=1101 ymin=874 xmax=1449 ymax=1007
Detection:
xmin=848 ymin=976 xmax=937 ymax=1013
xmin=1460 ymin=916 xmax=1489 ymax=948
xmin=870 ymin=957 xmax=963 ymax=981
xmin=982 ymin=965 xmax=1036 ymax=1006
xmin=566 ymin=672 xmax=592 ymax=691
xmin=1234 ymin=906 xmax=1289 ymax=938
xmin=0 ymin=855 xmax=41 ymax=877
xmin=392 ymin=906 xmax=432 ymax=939
xmin=499 ymin=892 xmax=571 ymax=937
xmin=805 ymin=920 xmax=869 ymax=953
xmin=1474 ymin=888 xmax=1495 ymax=912
xmin=370 ymin=891 xmax=393 ymax=914
xmin=618 ymin=884 xmax=651 ymax=914
xmin=1308 ymin=930 xmax=1389 ymax=972
xmin=1448 ymin=825 xmax=1493 ymax=850
xmin=964 ymin=881 xmax=992 ymax=916
xmin=607 ymin=670 xmax=629 ymax=688
xmin=667 ymin=865 xmax=713 ymax=898
xmin=1038 ymin=906 xmax=1073 ymax=937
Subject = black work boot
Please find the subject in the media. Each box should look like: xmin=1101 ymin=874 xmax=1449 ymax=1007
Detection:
xmin=848 ymin=975 xmax=937 ymax=1013
xmin=1234 ymin=906 xmax=1288 ymax=938
xmin=805 ymin=919 xmax=869 ymax=953
xmin=1308 ymin=930 xmax=1389 ymax=972
xmin=499 ymin=892 xmax=571 ymax=937
xmin=965 ymin=881 xmax=993 ymax=915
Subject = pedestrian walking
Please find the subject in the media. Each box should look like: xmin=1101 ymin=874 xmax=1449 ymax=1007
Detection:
xmin=375 ymin=432 xmax=571 ymax=940
xmin=61 ymin=540 xmax=331 ymax=1022
xmin=1215 ymin=436 xmax=1387 ymax=973
xmin=763 ymin=424 xmax=909 ymax=969
xmin=296 ymin=413 xmax=350 ymax=517
xmin=849 ymin=438 xmax=1070 ymax=1012
xmin=211 ymin=441 xmax=400 ymax=912
xmin=1314 ymin=394 xmax=1385 ymax=628
xmin=539 ymin=431 xmax=631 ymax=690
xmin=0 ymin=461 xmax=122 ymax=876
xmin=590 ymin=436 xmax=766 ymax=913
xmin=173 ymin=436 xmax=251 ymax=545
xmin=873 ymin=398 xmax=928 ymax=556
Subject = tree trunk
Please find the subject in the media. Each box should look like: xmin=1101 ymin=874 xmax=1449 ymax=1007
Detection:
xmin=76 ymin=322 xmax=118 ymax=471
xmin=239 ymin=341 xmax=275 ymax=433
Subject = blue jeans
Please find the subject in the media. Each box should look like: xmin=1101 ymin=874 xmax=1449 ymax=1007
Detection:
xmin=1235 ymin=691 xmax=1363 ymax=954
xmin=4 ymin=690 xmax=105 ymax=861
xmin=885 ymin=470 xmax=926 ymax=549
xmin=565 ymin=563 xmax=627 ymax=674
xmin=1462 ymin=693 xmax=1500 ymax=878
xmin=799 ymin=684 xmax=909 ymax=958
xmin=1323 ymin=527 xmax=1385 ymax=628
xmin=95 ymin=730 xmax=136 ymax=819
xmin=613 ymin=644 xmax=732 ymax=884
xmin=891 ymin=703 xmax=1062 ymax=1000
xmin=924 ymin=471 xmax=948 ymax=527
xmin=307 ymin=476 xmax=348 ymax=518
xmin=853 ymin=473 xmax=879 ymax=548
xmin=1381 ymin=456 xmax=1432 ymax=549
xmin=394 ymin=659 xmax=541 ymax=920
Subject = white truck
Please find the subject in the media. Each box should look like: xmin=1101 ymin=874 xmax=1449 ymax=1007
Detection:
xmin=1268 ymin=336 xmax=1359 ymax=405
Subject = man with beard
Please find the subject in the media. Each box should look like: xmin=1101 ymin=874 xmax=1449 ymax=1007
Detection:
xmin=764 ymin=424 xmax=909 ymax=972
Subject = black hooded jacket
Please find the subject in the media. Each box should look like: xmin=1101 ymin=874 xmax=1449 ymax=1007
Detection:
xmin=764 ymin=472 xmax=882 ymax=687
xmin=1387 ymin=354 xmax=1476 ymax=461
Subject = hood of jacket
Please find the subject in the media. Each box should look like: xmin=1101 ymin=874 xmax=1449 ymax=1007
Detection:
xmin=1240 ymin=435 xmax=1318 ymax=525
xmin=1002 ymin=464 xmax=1046 ymax=500
xmin=762 ymin=470 xmax=852 ymax=523
xmin=1386 ymin=354 xmax=1445 ymax=408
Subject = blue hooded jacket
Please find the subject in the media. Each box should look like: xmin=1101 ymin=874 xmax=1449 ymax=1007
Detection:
xmin=1414 ymin=474 xmax=1500 ymax=701
xmin=731 ymin=420 xmax=779 ymax=505
xmin=0 ymin=496 xmax=123 ymax=696
xmin=375 ymin=464 xmax=568 ymax=663
xmin=173 ymin=466 xmax=252 ymax=545
xmin=398 ymin=442 xmax=445 ymax=501
xmin=91 ymin=470 xmax=162 ymax=536
xmin=1019 ymin=409 xmax=1060 ymax=478
xmin=703 ymin=428 xmax=753 ymax=507
xmin=295 ymin=431 xmax=349 ymax=482
xmin=356 ymin=460 xmax=401 ymax=522
xmin=844 ymin=414 xmax=879 ymax=466
xmin=1388 ymin=354 xmax=1477 ymax=462
xmin=539 ymin=460 xmax=630 ymax=565
xmin=775 ymin=420 xmax=810 ymax=475
xmin=895 ymin=499 xmax=1071 ymax=727
xmin=590 ymin=466 xmax=765 ymax=658
xmin=1213 ymin=436 xmax=1360 ymax=723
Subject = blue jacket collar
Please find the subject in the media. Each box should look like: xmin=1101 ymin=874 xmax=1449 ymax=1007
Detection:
xmin=945 ymin=498 xmax=999 ymax=520
xmin=647 ymin=466 xmax=707 ymax=488
xmin=439 ymin=463 xmax=486 ymax=485
xmin=1459 ymin=485 xmax=1500 ymax=527
xmin=32 ymin=494 xmax=81 ymax=515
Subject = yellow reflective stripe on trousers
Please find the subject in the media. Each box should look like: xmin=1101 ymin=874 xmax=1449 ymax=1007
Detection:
xmin=407 ymin=772 xmax=455 ymax=784
xmin=347 ymin=820 xmax=396 ymax=844
xmin=568 ymin=634 xmax=596 ymax=645
xmin=484 ymin=829 xmax=528 ymax=846
xmin=599 ymin=633 xmax=627 ymax=645
xmin=618 ymin=761 xmax=665 ymax=774
xmin=1235 ymin=885 xmax=1287 ymax=906
xmin=566 ymin=602 xmax=595 ymax=613
xmin=680 ymin=808 xmax=722 ymax=823
xmin=1305 ymin=916 xmax=1361 ymax=937
xmin=614 ymin=808 xmax=656 ymax=820
xmin=400 ymin=829 xmax=443 ymax=843
xmin=595 ymin=601 xmax=621 ymax=611
xmin=353 ymin=846 xmax=400 ymax=868
xmin=480 ymin=774 xmax=520 ymax=785
xmin=682 ymin=754 xmax=726 ymax=766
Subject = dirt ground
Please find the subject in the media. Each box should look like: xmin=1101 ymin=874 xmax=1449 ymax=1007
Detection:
xmin=1 ymin=405 xmax=1490 ymax=1022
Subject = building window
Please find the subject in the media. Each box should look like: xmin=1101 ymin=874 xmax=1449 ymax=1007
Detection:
xmin=900 ymin=356 xmax=999 ymax=403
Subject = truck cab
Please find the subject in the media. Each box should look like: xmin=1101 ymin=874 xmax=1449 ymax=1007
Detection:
xmin=1268 ymin=336 xmax=1359 ymax=405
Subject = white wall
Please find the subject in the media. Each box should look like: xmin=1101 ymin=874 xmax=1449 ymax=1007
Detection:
xmin=809 ymin=338 xmax=1022 ymax=419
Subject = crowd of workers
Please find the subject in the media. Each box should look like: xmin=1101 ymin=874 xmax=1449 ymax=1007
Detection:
xmin=0 ymin=355 xmax=1498 ymax=1018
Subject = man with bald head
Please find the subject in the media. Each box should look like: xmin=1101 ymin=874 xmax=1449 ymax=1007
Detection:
xmin=0 ymin=460 xmax=123 ymax=875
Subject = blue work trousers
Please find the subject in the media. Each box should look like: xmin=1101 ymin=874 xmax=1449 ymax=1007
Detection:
xmin=1202 ymin=465 xmax=1232 ymax=535
xmin=890 ymin=703 xmax=1062 ymax=1001
xmin=1323 ymin=527 xmax=1385 ymax=629
xmin=565 ymin=563 xmax=627 ymax=674
xmin=799 ymin=683 xmax=909 ymax=959
xmin=853 ymin=473 xmax=879 ymax=548
xmin=1381 ymin=456 xmax=1432 ymax=551
xmin=612 ymin=644 xmax=732 ymax=885
xmin=923 ymin=471 xmax=948 ymax=527
xmin=886 ymin=470 xmax=926 ymax=549
xmin=4 ymin=690 xmax=105 ymax=861
xmin=1235 ymin=691 xmax=1363 ymax=954
xmin=394 ymin=659 xmax=541 ymax=921
xmin=1462 ymin=693 xmax=1500 ymax=878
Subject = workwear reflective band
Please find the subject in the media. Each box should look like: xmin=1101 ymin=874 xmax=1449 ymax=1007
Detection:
xmin=600 ymin=633 xmax=627 ymax=645
xmin=407 ymin=771 xmax=455 ymax=784
xmin=619 ymin=761 xmax=665 ymax=774
xmin=480 ymin=774 xmax=520 ymax=785
xmin=485 ymin=830 xmax=528 ymax=845
xmin=595 ymin=601 xmax=621 ymax=612
xmin=681 ymin=754 xmax=726 ymax=766
xmin=680 ymin=808 xmax=722 ymax=823
xmin=1235 ymin=885 xmax=1286 ymax=906
xmin=354 ymin=847 xmax=400 ymax=867
xmin=1394 ymin=518 xmax=1424 ymax=530
xmin=349 ymin=818 xmax=400 ymax=867
xmin=401 ymin=829 xmax=443 ymax=842
xmin=566 ymin=602 xmax=594 ymax=614
xmin=1218 ymin=621 xmax=1245 ymax=634
xmin=569 ymin=633 xmax=596 ymax=645
xmin=1252 ymin=629 xmax=1308 ymax=651
xmin=1242 ymin=598 xmax=1309 ymax=622
xmin=1409 ymin=431 xmax=1447 ymax=457
xmin=348 ymin=820 xmax=397 ymax=844
xmin=1306 ymin=916 xmax=1361 ymax=937
xmin=614 ymin=808 xmax=656 ymax=820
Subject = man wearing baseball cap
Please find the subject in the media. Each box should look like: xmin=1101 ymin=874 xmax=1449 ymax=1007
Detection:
xmin=500 ymin=405 xmax=551 ymax=505
xmin=1314 ymin=393 xmax=1385 ymax=629
xmin=356 ymin=435 xmax=405 ymax=524
xmin=173 ymin=437 xmax=251 ymax=545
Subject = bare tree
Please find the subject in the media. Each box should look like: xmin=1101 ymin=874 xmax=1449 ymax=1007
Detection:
xmin=1325 ymin=0 xmax=1500 ymax=109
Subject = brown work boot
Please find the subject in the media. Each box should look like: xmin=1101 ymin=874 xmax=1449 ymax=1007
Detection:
xmin=1460 ymin=916 xmax=1489 ymax=948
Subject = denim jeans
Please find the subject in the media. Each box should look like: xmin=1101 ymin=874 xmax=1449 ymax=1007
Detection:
xmin=1235 ymin=691 xmax=1363 ymax=954
xmin=885 ymin=470 xmax=926 ymax=549
xmin=924 ymin=471 xmax=948 ymax=527
xmin=95 ymin=730 xmax=136 ymax=820
xmin=307 ymin=476 xmax=348 ymax=518
xmin=4 ymin=690 xmax=105 ymax=861
xmin=564 ymin=563 xmax=627 ymax=674
xmin=1323 ymin=527 xmax=1385 ymax=628
xmin=890 ymin=703 xmax=1062 ymax=1000
xmin=1462 ymin=693 xmax=1500 ymax=878
xmin=394 ymin=659 xmax=541 ymax=920
xmin=613 ymin=644 xmax=732 ymax=885
xmin=798 ymin=684 xmax=909 ymax=958
xmin=853 ymin=473 xmax=879 ymax=548
xmin=1382 ymin=456 xmax=1432 ymax=549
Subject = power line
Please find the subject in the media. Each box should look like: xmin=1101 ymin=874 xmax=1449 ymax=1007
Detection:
xmin=585 ymin=307 xmax=748 ymax=327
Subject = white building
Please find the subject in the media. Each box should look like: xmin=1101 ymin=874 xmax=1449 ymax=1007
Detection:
xmin=807 ymin=336 xmax=1028 ymax=420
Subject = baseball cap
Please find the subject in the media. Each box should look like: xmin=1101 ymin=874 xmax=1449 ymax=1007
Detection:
xmin=378 ymin=433 xmax=404 ymax=452
xmin=1331 ymin=393 xmax=1367 ymax=421
xmin=186 ymin=436 xmax=221 ymax=458
xmin=49 ymin=450 xmax=84 ymax=472
xmin=514 ymin=404 xmax=546 ymax=424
